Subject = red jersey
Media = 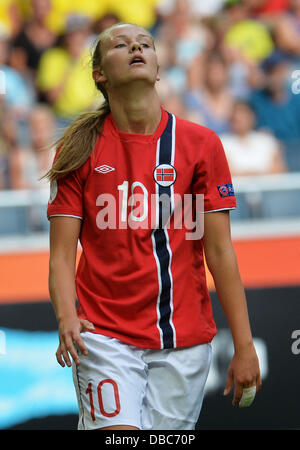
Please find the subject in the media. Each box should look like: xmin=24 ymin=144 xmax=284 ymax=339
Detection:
xmin=47 ymin=108 xmax=236 ymax=349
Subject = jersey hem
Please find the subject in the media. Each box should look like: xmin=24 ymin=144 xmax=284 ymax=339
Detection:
xmin=204 ymin=207 xmax=236 ymax=213
xmin=84 ymin=325 xmax=216 ymax=350
xmin=47 ymin=213 xmax=83 ymax=220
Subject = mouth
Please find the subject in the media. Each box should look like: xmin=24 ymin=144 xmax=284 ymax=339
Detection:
xmin=129 ymin=55 xmax=146 ymax=65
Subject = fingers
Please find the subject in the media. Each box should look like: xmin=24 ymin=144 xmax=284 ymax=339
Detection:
xmin=80 ymin=319 xmax=95 ymax=333
xmin=56 ymin=346 xmax=65 ymax=367
xmin=224 ymin=350 xmax=262 ymax=407
xmin=223 ymin=368 xmax=234 ymax=396
xmin=238 ymin=385 xmax=257 ymax=408
xmin=56 ymin=319 xmax=95 ymax=368
xmin=232 ymin=378 xmax=259 ymax=407
xmin=232 ymin=383 xmax=244 ymax=406
xmin=56 ymin=331 xmax=89 ymax=367
xmin=56 ymin=335 xmax=80 ymax=367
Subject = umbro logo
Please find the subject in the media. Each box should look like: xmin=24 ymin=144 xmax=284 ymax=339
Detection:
xmin=94 ymin=165 xmax=115 ymax=174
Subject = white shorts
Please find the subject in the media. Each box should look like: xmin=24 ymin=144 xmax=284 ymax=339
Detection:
xmin=72 ymin=332 xmax=212 ymax=430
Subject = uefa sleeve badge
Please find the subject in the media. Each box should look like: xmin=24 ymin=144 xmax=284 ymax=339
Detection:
xmin=217 ymin=183 xmax=235 ymax=198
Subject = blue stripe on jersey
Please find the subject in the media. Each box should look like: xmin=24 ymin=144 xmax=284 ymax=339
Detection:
xmin=153 ymin=112 xmax=175 ymax=349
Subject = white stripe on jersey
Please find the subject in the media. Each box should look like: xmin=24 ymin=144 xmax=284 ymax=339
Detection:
xmin=152 ymin=114 xmax=177 ymax=349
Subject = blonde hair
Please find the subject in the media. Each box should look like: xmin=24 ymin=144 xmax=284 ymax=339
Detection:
xmin=45 ymin=22 xmax=154 ymax=182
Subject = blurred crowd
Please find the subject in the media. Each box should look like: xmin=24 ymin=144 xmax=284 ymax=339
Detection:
xmin=1 ymin=0 xmax=300 ymax=192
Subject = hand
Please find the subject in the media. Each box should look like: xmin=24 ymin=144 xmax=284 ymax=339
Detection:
xmin=56 ymin=317 xmax=95 ymax=367
xmin=223 ymin=344 xmax=262 ymax=407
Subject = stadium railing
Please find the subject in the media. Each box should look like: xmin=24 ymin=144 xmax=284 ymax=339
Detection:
xmin=0 ymin=172 xmax=300 ymax=249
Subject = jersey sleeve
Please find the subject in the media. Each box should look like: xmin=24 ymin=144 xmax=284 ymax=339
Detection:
xmin=192 ymin=130 xmax=237 ymax=213
xmin=47 ymin=156 xmax=90 ymax=220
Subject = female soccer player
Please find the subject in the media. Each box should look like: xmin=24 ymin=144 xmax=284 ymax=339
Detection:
xmin=46 ymin=22 xmax=261 ymax=430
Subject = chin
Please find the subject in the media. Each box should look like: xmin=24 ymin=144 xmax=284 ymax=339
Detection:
xmin=122 ymin=72 xmax=156 ymax=85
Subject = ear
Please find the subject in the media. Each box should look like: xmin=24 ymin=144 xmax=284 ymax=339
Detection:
xmin=92 ymin=68 xmax=107 ymax=84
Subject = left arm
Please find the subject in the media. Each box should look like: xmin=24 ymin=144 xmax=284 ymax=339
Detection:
xmin=203 ymin=210 xmax=262 ymax=406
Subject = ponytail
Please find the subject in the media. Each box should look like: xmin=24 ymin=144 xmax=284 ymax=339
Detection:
xmin=44 ymin=99 xmax=110 ymax=182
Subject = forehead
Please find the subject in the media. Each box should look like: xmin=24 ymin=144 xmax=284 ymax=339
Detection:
xmin=104 ymin=24 xmax=152 ymax=45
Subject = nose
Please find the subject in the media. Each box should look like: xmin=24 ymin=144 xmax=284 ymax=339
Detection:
xmin=129 ymin=42 xmax=143 ymax=53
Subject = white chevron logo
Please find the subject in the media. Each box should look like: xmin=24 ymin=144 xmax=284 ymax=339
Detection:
xmin=94 ymin=165 xmax=115 ymax=174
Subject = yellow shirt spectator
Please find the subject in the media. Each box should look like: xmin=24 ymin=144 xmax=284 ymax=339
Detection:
xmin=36 ymin=46 xmax=100 ymax=119
xmin=44 ymin=0 xmax=111 ymax=34
xmin=106 ymin=0 xmax=159 ymax=29
xmin=0 ymin=0 xmax=23 ymax=35
xmin=45 ymin=0 xmax=159 ymax=33
xmin=224 ymin=19 xmax=274 ymax=62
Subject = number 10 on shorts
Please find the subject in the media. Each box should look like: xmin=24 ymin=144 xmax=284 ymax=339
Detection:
xmin=86 ymin=378 xmax=121 ymax=420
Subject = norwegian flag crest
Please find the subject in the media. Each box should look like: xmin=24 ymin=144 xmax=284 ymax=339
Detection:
xmin=153 ymin=164 xmax=177 ymax=187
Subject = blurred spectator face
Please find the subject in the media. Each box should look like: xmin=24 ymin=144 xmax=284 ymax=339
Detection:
xmin=267 ymin=62 xmax=290 ymax=93
xmin=171 ymin=0 xmax=191 ymax=33
xmin=225 ymin=3 xmax=248 ymax=23
xmin=291 ymin=0 xmax=300 ymax=9
xmin=64 ymin=29 xmax=89 ymax=58
xmin=29 ymin=106 xmax=55 ymax=149
xmin=8 ymin=47 xmax=28 ymax=72
xmin=231 ymin=102 xmax=255 ymax=135
xmin=162 ymin=94 xmax=186 ymax=118
xmin=94 ymin=14 xmax=120 ymax=34
xmin=0 ymin=109 xmax=18 ymax=146
xmin=0 ymin=25 xmax=10 ymax=66
xmin=31 ymin=0 xmax=51 ymax=21
xmin=63 ymin=15 xmax=90 ymax=58
xmin=0 ymin=39 xmax=8 ymax=65
xmin=206 ymin=56 xmax=228 ymax=91
xmin=244 ymin=0 xmax=268 ymax=9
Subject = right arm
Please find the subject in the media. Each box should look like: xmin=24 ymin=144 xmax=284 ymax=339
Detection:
xmin=49 ymin=216 xmax=94 ymax=367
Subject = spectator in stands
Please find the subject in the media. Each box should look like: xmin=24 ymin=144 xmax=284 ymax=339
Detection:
xmin=0 ymin=101 xmax=21 ymax=190
xmin=249 ymin=51 xmax=300 ymax=171
xmin=221 ymin=0 xmax=275 ymax=63
xmin=0 ymin=100 xmax=13 ymax=189
xmin=92 ymin=13 xmax=120 ymax=36
xmin=36 ymin=14 xmax=101 ymax=129
xmin=221 ymin=99 xmax=288 ymax=219
xmin=0 ymin=23 xmax=36 ymax=146
xmin=220 ymin=100 xmax=287 ymax=176
xmin=9 ymin=104 xmax=55 ymax=190
xmin=11 ymin=0 xmax=58 ymax=78
xmin=156 ymin=0 xmax=227 ymax=19
xmin=184 ymin=51 xmax=234 ymax=134
xmin=272 ymin=0 xmax=300 ymax=60
xmin=43 ymin=0 xmax=113 ymax=35
xmin=161 ymin=90 xmax=188 ymax=119
xmin=0 ymin=0 xmax=23 ymax=37
xmin=155 ymin=0 xmax=211 ymax=93
xmin=104 ymin=0 xmax=159 ymax=31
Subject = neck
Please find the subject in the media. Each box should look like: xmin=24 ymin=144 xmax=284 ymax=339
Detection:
xmin=108 ymin=84 xmax=162 ymax=134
